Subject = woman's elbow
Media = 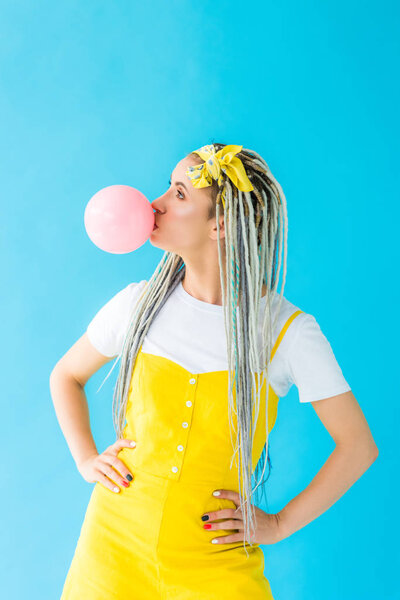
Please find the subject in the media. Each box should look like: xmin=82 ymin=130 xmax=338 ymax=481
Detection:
xmin=338 ymin=436 xmax=379 ymax=465
xmin=369 ymin=441 xmax=379 ymax=461
xmin=356 ymin=439 xmax=379 ymax=466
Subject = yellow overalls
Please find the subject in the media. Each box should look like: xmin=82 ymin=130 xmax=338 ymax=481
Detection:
xmin=61 ymin=310 xmax=303 ymax=599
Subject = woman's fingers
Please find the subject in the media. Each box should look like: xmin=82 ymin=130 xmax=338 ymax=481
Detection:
xmin=111 ymin=439 xmax=136 ymax=479
xmin=96 ymin=460 xmax=127 ymax=488
xmin=205 ymin=507 xmax=241 ymax=521
xmin=79 ymin=439 xmax=138 ymax=492
xmin=113 ymin=438 xmax=137 ymax=451
xmin=207 ymin=518 xmax=243 ymax=531
xmin=96 ymin=471 xmax=123 ymax=494
xmin=107 ymin=454 xmax=134 ymax=481
xmin=97 ymin=439 xmax=137 ymax=492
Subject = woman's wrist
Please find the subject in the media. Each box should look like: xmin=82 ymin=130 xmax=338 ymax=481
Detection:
xmin=76 ymin=449 xmax=99 ymax=470
xmin=273 ymin=508 xmax=292 ymax=543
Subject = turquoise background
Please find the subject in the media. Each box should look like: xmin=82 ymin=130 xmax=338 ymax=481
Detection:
xmin=1 ymin=1 xmax=397 ymax=598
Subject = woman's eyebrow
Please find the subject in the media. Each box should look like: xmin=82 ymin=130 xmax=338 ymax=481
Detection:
xmin=169 ymin=176 xmax=189 ymax=192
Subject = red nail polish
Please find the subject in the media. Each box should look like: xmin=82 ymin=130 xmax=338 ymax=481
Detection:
xmin=122 ymin=481 xmax=129 ymax=487
xmin=203 ymin=524 xmax=212 ymax=529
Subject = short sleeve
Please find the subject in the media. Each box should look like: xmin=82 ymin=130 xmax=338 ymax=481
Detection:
xmin=286 ymin=314 xmax=351 ymax=403
xmin=86 ymin=280 xmax=147 ymax=358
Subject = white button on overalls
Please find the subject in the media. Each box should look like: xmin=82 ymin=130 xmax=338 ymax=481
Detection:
xmin=171 ymin=466 xmax=178 ymax=473
xmin=186 ymin=400 xmax=192 ymax=407
xmin=182 ymin=422 xmax=188 ymax=428
xmin=189 ymin=378 xmax=196 ymax=384
xmin=177 ymin=445 xmax=184 ymax=451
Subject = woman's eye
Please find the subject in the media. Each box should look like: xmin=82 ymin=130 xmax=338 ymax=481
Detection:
xmin=168 ymin=180 xmax=184 ymax=199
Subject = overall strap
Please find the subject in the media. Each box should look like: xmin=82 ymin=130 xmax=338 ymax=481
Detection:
xmin=270 ymin=310 xmax=304 ymax=362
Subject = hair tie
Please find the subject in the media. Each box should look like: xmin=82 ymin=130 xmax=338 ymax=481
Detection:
xmin=186 ymin=144 xmax=254 ymax=208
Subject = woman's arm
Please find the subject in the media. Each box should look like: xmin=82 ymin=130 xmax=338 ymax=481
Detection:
xmin=276 ymin=390 xmax=379 ymax=541
xmin=49 ymin=332 xmax=113 ymax=468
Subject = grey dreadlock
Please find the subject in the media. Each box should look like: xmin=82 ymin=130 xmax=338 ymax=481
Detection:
xmin=96 ymin=143 xmax=288 ymax=557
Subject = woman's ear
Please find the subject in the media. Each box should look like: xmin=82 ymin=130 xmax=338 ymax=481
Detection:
xmin=209 ymin=215 xmax=225 ymax=241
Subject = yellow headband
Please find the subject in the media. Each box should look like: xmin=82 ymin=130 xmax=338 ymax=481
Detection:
xmin=185 ymin=144 xmax=254 ymax=209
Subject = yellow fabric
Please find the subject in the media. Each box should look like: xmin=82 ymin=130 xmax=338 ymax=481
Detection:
xmin=186 ymin=144 xmax=254 ymax=209
xmin=61 ymin=310 xmax=304 ymax=599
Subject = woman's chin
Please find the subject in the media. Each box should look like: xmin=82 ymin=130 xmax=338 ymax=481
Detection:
xmin=149 ymin=236 xmax=165 ymax=250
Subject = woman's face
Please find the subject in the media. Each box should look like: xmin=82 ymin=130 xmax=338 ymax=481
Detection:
xmin=150 ymin=157 xmax=222 ymax=255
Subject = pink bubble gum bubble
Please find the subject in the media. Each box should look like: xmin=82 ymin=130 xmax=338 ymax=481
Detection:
xmin=84 ymin=184 xmax=155 ymax=254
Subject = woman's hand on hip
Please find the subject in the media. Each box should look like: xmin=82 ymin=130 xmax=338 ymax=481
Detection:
xmin=77 ymin=438 xmax=137 ymax=493
xmin=201 ymin=489 xmax=283 ymax=545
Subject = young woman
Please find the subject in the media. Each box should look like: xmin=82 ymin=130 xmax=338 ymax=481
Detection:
xmin=51 ymin=143 xmax=378 ymax=599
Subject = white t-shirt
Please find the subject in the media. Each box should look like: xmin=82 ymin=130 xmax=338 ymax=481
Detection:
xmin=86 ymin=280 xmax=351 ymax=403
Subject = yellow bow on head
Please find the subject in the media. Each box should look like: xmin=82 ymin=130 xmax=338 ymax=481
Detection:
xmin=186 ymin=144 xmax=254 ymax=208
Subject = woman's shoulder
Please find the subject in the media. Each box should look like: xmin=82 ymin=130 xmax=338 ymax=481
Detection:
xmin=271 ymin=291 xmax=314 ymax=334
xmin=97 ymin=278 xmax=148 ymax=313
xmin=85 ymin=279 xmax=148 ymax=357
xmin=271 ymin=292 xmax=345 ymax=369
xmin=123 ymin=278 xmax=148 ymax=295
